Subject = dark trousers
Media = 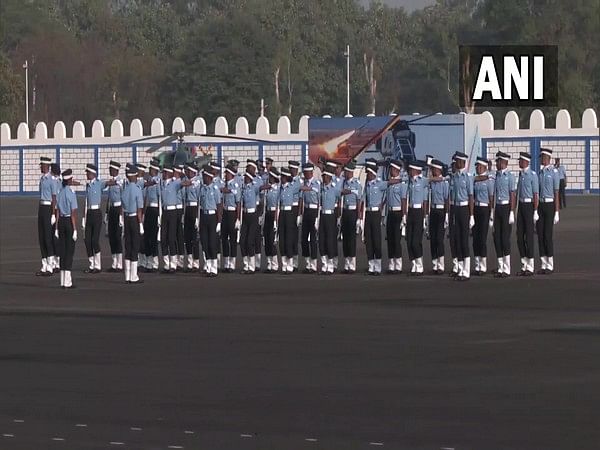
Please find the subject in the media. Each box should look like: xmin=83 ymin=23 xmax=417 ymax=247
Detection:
xmin=199 ymin=213 xmax=218 ymax=259
xmin=264 ymin=211 xmax=277 ymax=257
xmin=255 ymin=205 xmax=264 ymax=257
xmin=406 ymin=208 xmax=424 ymax=260
xmin=176 ymin=208 xmax=184 ymax=255
xmin=364 ymin=210 xmax=382 ymax=260
xmin=221 ymin=210 xmax=238 ymax=258
xmin=108 ymin=206 xmax=123 ymax=254
xmin=144 ymin=207 xmax=159 ymax=258
xmin=84 ymin=210 xmax=102 ymax=257
xmin=453 ymin=206 xmax=470 ymax=260
xmin=319 ymin=214 xmax=337 ymax=258
xmin=301 ymin=209 xmax=318 ymax=258
xmin=279 ymin=210 xmax=295 ymax=258
xmin=240 ymin=212 xmax=258 ymax=257
xmin=537 ymin=202 xmax=555 ymax=257
xmin=429 ymin=209 xmax=445 ymax=259
xmin=473 ymin=205 xmax=490 ymax=257
xmin=58 ymin=217 xmax=75 ymax=270
xmin=386 ymin=210 xmax=403 ymax=259
xmin=38 ymin=204 xmax=55 ymax=258
xmin=160 ymin=210 xmax=178 ymax=257
xmin=517 ymin=202 xmax=535 ymax=258
xmin=448 ymin=205 xmax=456 ymax=258
xmin=493 ymin=204 xmax=511 ymax=257
xmin=184 ymin=206 xmax=200 ymax=259
xmin=559 ymin=179 xmax=566 ymax=208
xmin=341 ymin=209 xmax=358 ymax=257
xmin=291 ymin=205 xmax=300 ymax=256
xmin=124 ymin=216 xmax=140 ymax=261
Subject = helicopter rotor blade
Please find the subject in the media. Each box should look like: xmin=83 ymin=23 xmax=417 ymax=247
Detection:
xmin=119 ymin=134 xmax=171 ymax=146
xmin=145 ymin=135 xmax=179 ymax=153
xmin=190 ymin=132 xmax=275 ymax=143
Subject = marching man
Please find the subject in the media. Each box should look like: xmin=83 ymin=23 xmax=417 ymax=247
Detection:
xmin=220 ymin=163 xmax=241 ymax=273
xmin=386 ymin=159 xmax=408 ymax=274
xmin=537 ymin=148 xmax=560 ymax=274
xmin=405 ymin=161 xmax=428 ymax=276
xmin=449 ymin=152 xmax=474 ymax=281
xmin=263 ymin=168 xmax=281 ymax=273
xmin=199 ymin=165 xmax=223 ymax=277
xmin=516 ymin=152 xmax=539 ymax=276
xmin=472 ymin=157 xmax=495 ymax=275
xmin=121 ymin=165 xmax=144 ymax=283
xmin=37 ymin=156 xmax=59 ymax=277
xmin=55 ymin=169 xmax=78 ymax=289
xmin=339 ymin=161 xmax=362 ymax=274
xmin=427 ymin=159 xmax=449 ymax=275
xmin=82 ymin=163 xmax=105 ymax=273
xmin=491 ymin=151 xmax=516 ymax=277
xmin=105 ymin=160 xmax=124 ymax=272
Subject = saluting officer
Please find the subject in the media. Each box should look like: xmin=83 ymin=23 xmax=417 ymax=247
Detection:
xmin=106 ymin=160 xmax=124 ymax=272
xmin=160 ymin=163 xmax=185 ymax=273
xmin=319 ymin=168 xmax=340 ymax=274
xmin=386 ymin=159 xmax=408 ymax=274
xmin=37 ymin=156 xmax=59 ymax=276
xmin=240 ymin=168 xmax=262 ymax=274
xmin=82 ymin=163 xmax=105 ymax=273
xmin=288 ymin=160 xmax=302 ymax=270
xmin=339 ymin=161 xmax=362 ymax=274
xmin=450 ymin=152 xmax=474 ymax=281
xmin=255 ymin=159 xmax=270 ymax=269
xmin=405 ymin=161 xmax=429 ymax=276
xmin=135 ymin=164 xmax=147 ymax=269
xmin=55 ymin=169 xmax=78 ymax=289
xmin=199 ymin=166 xmax=223 ymax=277
xmin=537 ymin=148 xmax=561 ymax=274
xmin=221 ymin=164 xmax=242 ymax=273
xmin=173 ymin=164 xmax=186 ymax=271
xmin=183 ymin=163 xmax=201 ymax=272
xmin=142 ymin=160 xmax=161 ymax=272
xmin=472 ymin=157 xmax=494 ymax=275
xmin=278 ymin=167 xmax=302 ymax=274
xmin=263 ymin=167 xmax=281 ymax=273
xmin=447 ymin=157 xmax=459 ymax=276
xmin=211 ymin=162 xmax=226 ymax=270
xmin=121 ymin=165 xmax=144 ymax=284
xmin=516 ymin=152 xmax=539 ymax=276
xmin=491 ymin=151 xmax=516 ymax=277
xmin=427 ymin=159 xmax=449 ymax=274
xmin=300 ymin=162 xmax=320 ymax=273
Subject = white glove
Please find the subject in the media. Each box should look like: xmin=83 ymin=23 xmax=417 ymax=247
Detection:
xmin=273 ymin=222 xmax=278 ymax=233
xmin=181 ymin=214 xmax=185 ymax=225
xmin=337 ymin=217 xmax=341 ymax=228
xmin=195 ymin=218 xmax=199 ymax=230
xmin=443 ymin=213 xmax=449 ymax=229
xmin=258 ymin=215 xmax=264 ymax=227
xmin=157 ymin=225 xmax=161 ymax=242
xmin=553 ymin=211 xmax=559 ymax=225
xmin=401 ymin=215 xmax=407 ymax=227
xmin=81 ymin=217 xmax=86 ymax=230
xmin=423 ymin=215 xmax=429 ymax=231
xmin=235 ymin=219 xmax=241 ymax=230
xmin=469 ymin=215 xmax=475 ymax=229
xmin=72 ymin=229 xmax=77 ymax=241
xmin=356 ymin=219 xmax=362 ymax=234
xmin=314 ymin=217 xmax=319 ymax=231
xmin=488 ymin=214 xmax=494 ymax=229
xmin=509 ymin=211 xmax=515 ymax=225
xmin=103 ymin=213 xmax=108 ymax=224
xmin=296 ymin=215 xmax=302 ymax=227
xmin=216 ymin=223 xmax=221 ymax=234
xmin=157 ymin=215 xmax=161 ymax=226
xmin=381 ymin=215 xmax=386 ymax=227
xmin=139 ymin=223 xmax=144 ymax=235
xmin=50 ymin=214 xmax=56 ymax=226
xmin=55 ymin=228 xmax=59 ymax=239
xmin=119 ymin=215 xmax=124 ymax=228
xmin=533 ymin=210 xmax=539 ymax=223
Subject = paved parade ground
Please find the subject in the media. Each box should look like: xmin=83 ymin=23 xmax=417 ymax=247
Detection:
xmin=0 ymin=195 xmax=599 ymax=450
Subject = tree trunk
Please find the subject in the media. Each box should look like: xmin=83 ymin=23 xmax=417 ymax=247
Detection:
xmin=274 ymin=66 xmax=281 ymax=117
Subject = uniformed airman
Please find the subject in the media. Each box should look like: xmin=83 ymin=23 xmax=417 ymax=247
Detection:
xmin=182 ymin=163 xmax=201 ymax=272
xmin=471 ymin=157 xmax=494 ymax=275
xmin=82 ymin=163 xmax=105 ymax=273
xmin=221 ymin=164 xmax=241 ymax=273
xmin=105 ymin=160 xmax=124 ymax=272
xmin=279 ymin=167 xmax=302 ymax=274
xmin=491 ymin=151 xmax=516 ymax=277
xmin=300 ymin=162 xmax=321 ymax=273
xmin=339 ymin=161 xmax=362 ymax=274
xmin=537 ymin=148 xmax=560 ymax=274
xmin=427 ymin=159 xmax=448 ymax=274
xmin=449 ymin=152 xmax=474 ymax=281
xmin=516 ymin=152 xmax=539 ymax=276
xmin=55 ymin=169 xmax=78 ymax=288
xmin=240 ymin=166 xmax=262 ymax=274
xmin=405 ymin=161 xmax=429 ymax=276
xmin=199 ymin=165 xmax=223 ymax=277
xmin=37 ymin=156 xmax=59 ymax=277
xmin=385 ymin=159 xmax=408 ymax=274
xmin=122 ymin=165 xmax=144 ymax=283
xmin=142 ymin=159 xmax=161 ymax=272
xmin=263 ymin=167 xmax=281 ymax=273
xmin=319 ymin=168 xmax=340 ymax=274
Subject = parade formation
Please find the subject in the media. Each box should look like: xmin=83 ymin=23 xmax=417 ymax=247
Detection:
xmin=35 ymin=149 xmax=563 ymax=288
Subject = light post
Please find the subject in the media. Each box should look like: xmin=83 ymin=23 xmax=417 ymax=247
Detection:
xmin=23 ymin=60 xmax=29 ymax=128
xmin=343 ymin=45 xmax=350 ymax=116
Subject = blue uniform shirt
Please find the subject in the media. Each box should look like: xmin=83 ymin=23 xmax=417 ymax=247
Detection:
xmin=145 ymin=176 xmax=161 ymax=205
xmin=386 ymin=178 xmax=408 ymax=208
xmin=556 ymin=165 xmax=566 ymax=180
xmin=429 ymin=179 xmax=449 ymax=206
xmin=494 ymin=169 xmax=516 ymax=203
xmin=539 ymin=165 xmax=560 ymax=198
xmin=199 ymin=182 xmax=222 ymax=211
xmin=241 ymin=179 xmax=261 ymax=209
xmin=265 ymin=184 xmax=280 ymax=209
xmin=85 ymin=178 xmax=106 ymax=208
xmin=223 ymin=178 xmax=241 ymax=209
xmin=291 ymin=176 xmax=302 ymax=205
xmin=341 ymin=178 xmax=362 ymax=208
xmin=57 ymin=186 xmax=77 ymax=216
xmin=122 ymin=181 xmax=144 ymax=214
xmin=474 ymin=176 xmax=494 ymax=204
xmin=451 ymin=171 xmax=474 ymax=204
xmin=407 ymin=175 xmax=429 ymax=206
xmin=301 ymin=177 xmax=321 ymax=206
xmin=517 ymin=168 xmax=539 ymax=201
xmin=106 ymin=177 xmax=124 ymax=205
xmin=280 ymin=181 xmax=301 ymax=208
xmin=39 ymin=173 xmax=59 ymax=202
xmin=161 ymin=178 xmax=182 ymax=208
xmin=321 ymin=181 xmax=340 ymax=210
xmin=363 ymin=178 xmax=388 ymax=208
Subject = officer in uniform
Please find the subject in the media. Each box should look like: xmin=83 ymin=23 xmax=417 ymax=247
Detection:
xmin=491 ymin=151 xmax=516 ymax=277
xmin=449 ymin=152 xmax=474 ymax=281
xmin=198 ymin=166 xmax=223 ymax=277
xmin=121 ymin=165 xmax=144 ymax=284
xmin=339 ymin=161 xmax=362 ymax=274
xmin=319 ymin=168 xmax=340 ymax=274
xmin=447 ymin=157 xmax=459 ymax=276
xmin=160 ymin=163 xmax=185 ymax=273
xmin=50 ymin=163 xmax=63 ymax=274
xmin=183 ymin=163 xmax=201 ymax=272
xmin=55 ymin=169 xmax=78 ymax=289
xmin=263 ymin=167 xmax=281 ymax=273
xmin=255 ymin=159 xmax=270 ymax=269
xmin=555 ymin=157 xmax=567 ymax=208
xmin=142 ymin=160 xmax=161 ymax=272
xmin=211 ymin=162 xmax=226 ymax=270
xmin=300 ymin=162 xmax=320 ymax=273
xmin=135 ymin=163 xmax=147 ymax=269
xmin=173 ymin=164 xmax=186 ymax=271
xmin=105 ymin=160 xmax=124 ymax=272
xmin=278 ymin=167 xmax=302 ymax=274
xmin=385 ymin=159 xmax=408 ymax=274
xmin=82 ymin=163 xmax=105 ymax=273
xmin=288 ymin=160 xmax=302 ymax=270
xmin=37 ymin=156 xmax=59 ymax=276
xmin=405 ymin=161 xmax=429 ymax=276
xmin=240 ymin=170 xmax=262 ymax=274
xmin=472 ymin=157 xmax=494 ymax=275
xmin=427 ymin=159 xmax=449 ymax=274
xmin=516 ymin=152 xmax=539 ymax=276
xmin=537 ymin=148 xmax=561 ymax=274
xmin=221 ymin=164 xmax=242 ymax=273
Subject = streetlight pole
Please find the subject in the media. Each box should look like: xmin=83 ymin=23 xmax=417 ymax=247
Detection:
xmin=343 ymin=44 xmax=350 ymax=116
xmin=23 ymin=60 xmax=29 ymax=128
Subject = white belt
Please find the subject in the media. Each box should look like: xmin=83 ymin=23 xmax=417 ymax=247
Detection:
xmin=225 ymin=206 xmax=237 ymax=211
xmin=390 ymin=206 xmax=403 ymax=211
xmin=456 ymin=201 xmax=468 ymax=206
xmin=281 ymin=206 xmax=292 ymax=211
xmin=60 ymin=215 xmax=71 ymax=218
xmin=111 ymin=201 xmax=121 ymax=207
xmin=88 ymin=205 xmax=100 ymax=210
xmin=475 ymin=202 xmax=488 ymax=207
xmin=187 ymin=202 xmax=198 ymax=206
xmin=40 ymin=200 xmax=52 ymax=205
xmin=268 ymin=207 xmax=278 ymax=211
xmin=432 ymin=204 xmax=445 ymax=209
xmin=366 ymin=206 xmax=380 ymax=212
xmin=520 ymin=198 xmax=532 ymax=203
xmin=541 ymin=197 xmax=554 ymax=203
xmin=203 ymin=210 xmax=216 ymax=215
xmin=344 ymin=205 xmax=357 ymax=210
xmin=149 ymin=202 xmax=159 ymax=207
xmin=497 ymin=200 xmax=509 ymax=205
xmin=164 ymin=205 xmax=177 ymax=210
xmin=306 ymin=204 xmax=318 ymax=209
xmin=410 ymin=204 xmax=422 ymax=209
xmin=292 ymin=202 xmax=299 ymax=207
xmin=244 ymin=208 xmax=256 ymax=213
xmin=126 ymin=212 xmax=137 ymax=217
xmin=176 ymin=204 xmax=183 ymax=209
xmin=322 ymin=209 xmax=334 ymax=214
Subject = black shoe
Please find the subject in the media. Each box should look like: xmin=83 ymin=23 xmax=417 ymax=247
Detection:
xmin=525 ymin=271 xmax=534 ymax=277
xmin=449 ymin=271 xmax=458 ymax=278
xmin=501 ymin=272 xmax=510 ymax=278
xmin=83 ymin=268 xmax=95 ymax=274
xmin=386 ymin=269 xmax=396 ymax=275
xmin=62 ymin=285 xmax=76 ymax=289
xmin=36 ymin=270 xmax=50 ymax=277
xmin=516 ymin=270 xmax=527 ymax=276
xmin=456 ymin=276 xmax=469 ymax=281
xmin=347 ymin=269 xmax=356 ymax=274
xmin=130 ymin=279 xmax=144 ymax=284
xmin=53 ymin=268 xmax=60 ymax=274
